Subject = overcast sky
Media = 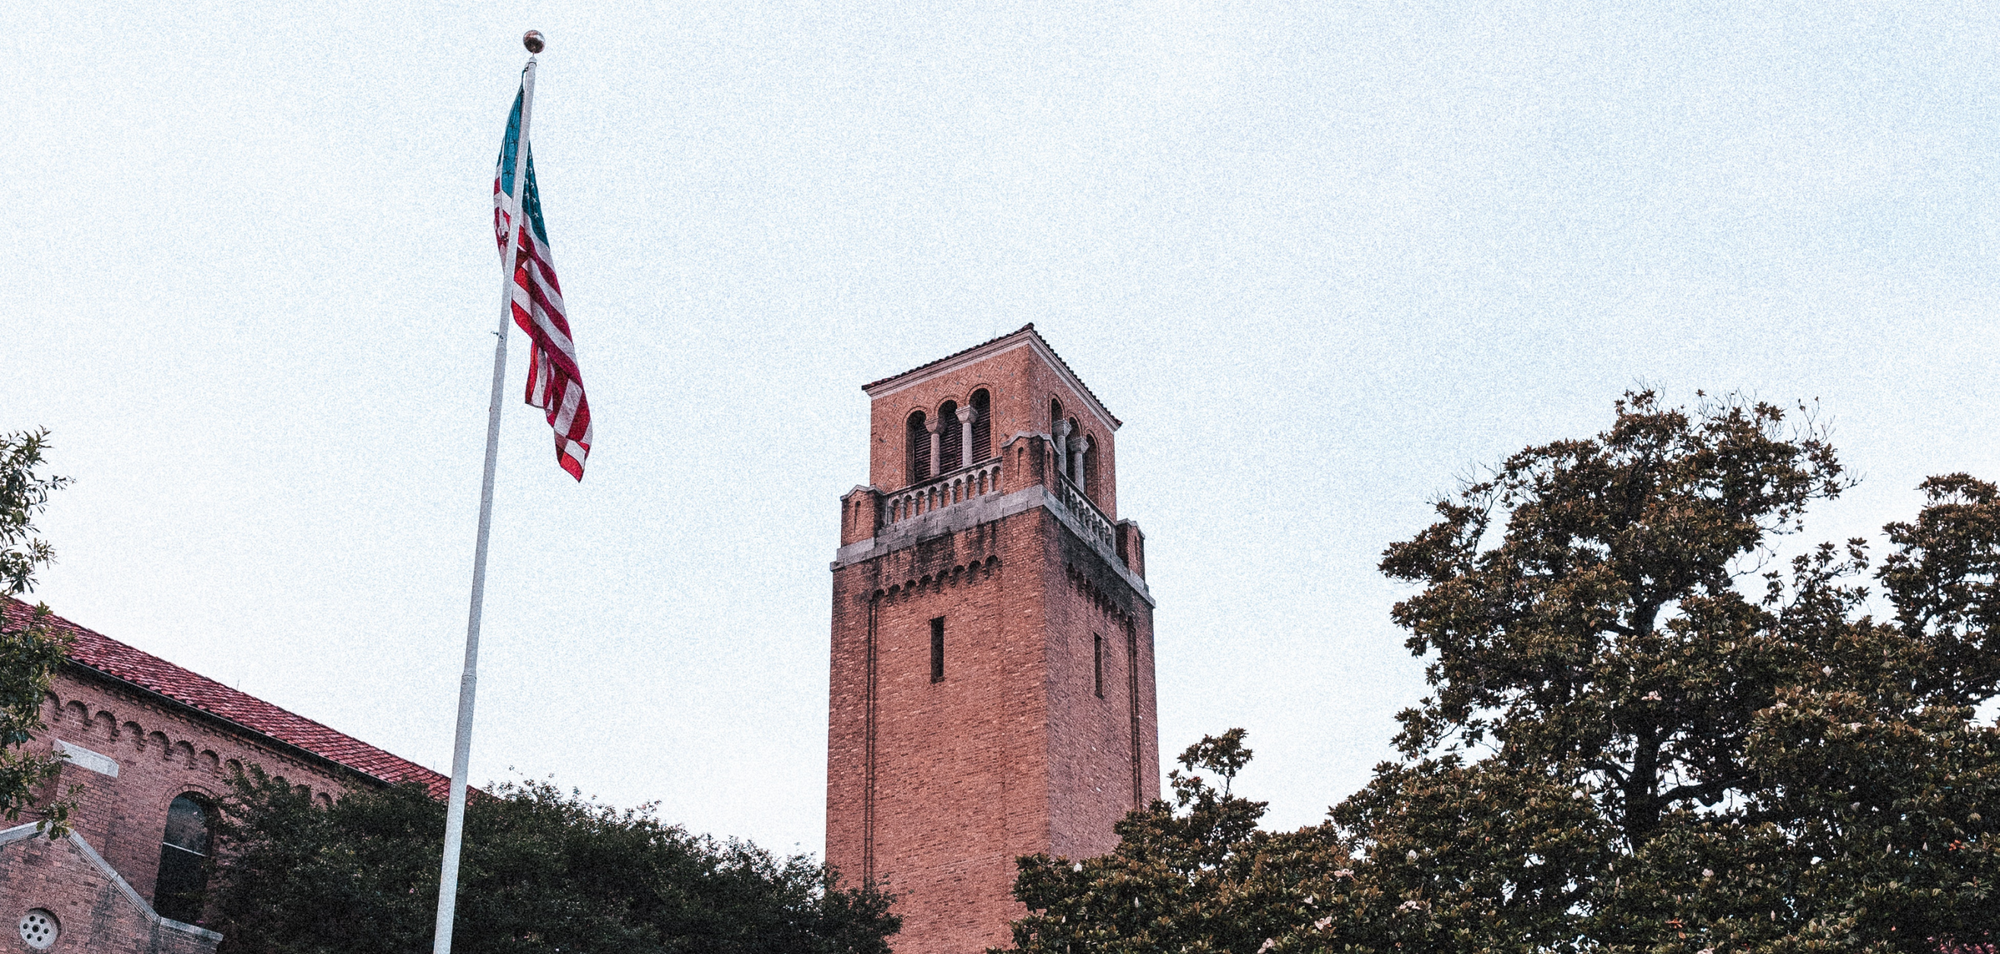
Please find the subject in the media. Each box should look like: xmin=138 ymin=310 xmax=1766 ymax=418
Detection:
xmin=12 ymin=0 xmax=1998 ymax=856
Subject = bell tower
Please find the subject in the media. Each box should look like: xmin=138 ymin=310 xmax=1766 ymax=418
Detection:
xmin=826 ymin=325 xmax=1160 ymax=954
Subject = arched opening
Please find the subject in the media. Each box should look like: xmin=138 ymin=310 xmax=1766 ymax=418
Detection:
xmin=970 ymin=389 xmax=992 ymax=463
xmin=1081 ymin=431 xmax=1098 ymax=498
xmin=939 ymin=400 xmax=963 ymax=473
xmin=906 ymin=410 xmax=930 ymax=485
xmin=155 ymin=794 xmax=211 ymax=923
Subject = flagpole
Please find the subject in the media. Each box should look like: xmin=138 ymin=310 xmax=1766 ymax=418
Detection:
xmin=432 ymin=33 xmax=541 ymax=954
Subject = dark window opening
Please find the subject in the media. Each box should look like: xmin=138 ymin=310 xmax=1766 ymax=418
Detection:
xmin=930 ymin=618 xmax=945 ymax=683
xmin=1093 ymin=634 xmax=1105 ymax=698
xmin=939 ymin=400 xmax=963 ymax=473
xmin=970 ymin=390 xmax=992 ymax=463
xmin=156 ymin=794 xmax=210 ymax=924
xmin=906 ymin=410 xmax=930 ymax=485
xmin=1050 ymin=398 xmax=1064 ymax=434
xmin=1082 ymin=431 xmax=1098 ymax=498
xmin=1065 ymin=417 xmax=1084 ymax=490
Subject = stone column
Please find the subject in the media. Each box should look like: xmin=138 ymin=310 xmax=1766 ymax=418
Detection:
xmin=958 ymin=405 xmax=977 ymax=465
xmin=927 ymin=418 xmax=942 ymax=479
xmin=1053 ymin=420 xmax=1071 ymax=487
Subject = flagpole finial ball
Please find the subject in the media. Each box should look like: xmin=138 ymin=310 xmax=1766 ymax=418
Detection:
xmin=523 ymin=30 xmax=545 ymax=53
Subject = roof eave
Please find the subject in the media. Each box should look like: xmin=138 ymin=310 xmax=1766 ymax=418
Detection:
xmin=58 ymin=658 xmax=419 ymax=793
xmin=861 ymin=324 xmax=1122 ymax=431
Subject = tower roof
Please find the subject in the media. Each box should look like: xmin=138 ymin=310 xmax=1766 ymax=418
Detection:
xmin=861 ymin=324 xmax=1121 ymax=431
xmin=6 ymin=599 xmax=449 ymax=797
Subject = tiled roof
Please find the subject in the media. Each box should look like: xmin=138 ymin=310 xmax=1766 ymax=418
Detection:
xmin=6 ymin=599 xmax=449 ymax=798
xmin=860 ymin=324 xmax=1121 ymax=427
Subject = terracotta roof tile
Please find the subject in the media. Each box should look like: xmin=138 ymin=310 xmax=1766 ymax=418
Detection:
xmin=7 ymin=599 xmax=449 ymax=798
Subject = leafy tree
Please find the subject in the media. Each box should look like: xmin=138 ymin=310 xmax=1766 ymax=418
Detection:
xmin=1006 ymin=729 xmax=1342 ymax=954
xmin=211 ymin=769 xmax=899 ymax=954
xmin=1372 ymin=392 xmax=1999 ymax=950
xmin=0 ymin=429 xmax=77 ymax=836
xmin=1005 ymin=392 xmax=2000 ymax=953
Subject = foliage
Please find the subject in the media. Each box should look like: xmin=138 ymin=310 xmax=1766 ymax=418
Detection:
xmin=1005 ymin=730 xmax=1338 ymax=954
xmin=1005 ymin=392 xmax=2000 ymax=953
xmin=211 ymin=770 xmax=898 ymax=953
xmin=0 ymin=429 xmax=76 ymax=835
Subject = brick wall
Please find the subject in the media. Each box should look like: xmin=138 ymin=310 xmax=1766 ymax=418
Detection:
xmin=832 ymin=331 xmax=1158 ymax=954
xmin=829 ymin=504 xmax=1159 ymax=954
xmin=28 ymin=669 xmax=357 ymax=924
xmin=0 ymin=827 xmax=220 ymax=954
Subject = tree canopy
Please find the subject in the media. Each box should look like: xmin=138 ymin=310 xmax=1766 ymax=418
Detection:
xmin=1006 ymin=392 xmax=2000 ymax=953
xmin=0 ymin=429 xmax=76 ymax=835
xmin=212 ymin=770 xmax=899 ymax=954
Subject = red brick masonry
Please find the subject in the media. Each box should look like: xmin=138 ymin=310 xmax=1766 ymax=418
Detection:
xmin=2 ymin=600 xmax=450 ymax=950
xmin=829 ymin=328 xmax=1161 ymax=954
xmin=0 ymin=823 xmax=220 ymax=954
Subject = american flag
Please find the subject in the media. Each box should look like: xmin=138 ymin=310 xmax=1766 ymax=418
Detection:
xmin=495 ymin=85 xmax=591 ymax=480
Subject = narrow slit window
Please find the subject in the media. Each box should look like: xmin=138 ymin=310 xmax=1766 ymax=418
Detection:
xmin=930 ymin=618 xmax=945 ymax=683
xmin=1093 ymin=634 xmax=1105 ymax=698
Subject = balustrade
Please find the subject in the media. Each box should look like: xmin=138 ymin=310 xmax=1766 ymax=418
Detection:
xmin=1057 ymin=476 xmax=1115 ymax=552
xmin=885 ymin=460 xmax=1003 ymax=525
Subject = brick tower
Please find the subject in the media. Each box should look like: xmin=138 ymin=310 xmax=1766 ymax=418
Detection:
xmin=826 ymin=325 xmax=1160 ymax=954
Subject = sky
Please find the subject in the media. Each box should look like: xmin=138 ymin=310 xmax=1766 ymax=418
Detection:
xmin=10 ymin=0 xmax=1999 ymax=857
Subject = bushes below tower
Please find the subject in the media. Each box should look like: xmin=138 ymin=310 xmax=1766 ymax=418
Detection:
xmin=211 ymin=770 xmax=898 ymax=954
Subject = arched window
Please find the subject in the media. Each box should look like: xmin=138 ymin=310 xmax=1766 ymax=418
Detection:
xmin=969 ymin=389 xmax=992 ymax=463
xmin=156 ymin=794 xmax=210 ymax=924
xmin=939 ymin=400 xmax=963 ymax=473
xmin=906 ymin=410 xmax=931 ymax=485
xmin=1049 ymin=398 xmax=1064 ymax=433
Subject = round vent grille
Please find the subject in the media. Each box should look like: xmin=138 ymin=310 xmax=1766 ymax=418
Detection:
xmin=18 ymin=909 xmax=59 ymax=949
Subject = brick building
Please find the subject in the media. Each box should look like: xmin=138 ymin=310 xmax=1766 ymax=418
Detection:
xmin=827 ymin=325 xmax=1162 ymax=953
xmin=3 ymin=325 xmax=1155 ymax=953
xmin=0 ymin=600 xmax=447 ymax=953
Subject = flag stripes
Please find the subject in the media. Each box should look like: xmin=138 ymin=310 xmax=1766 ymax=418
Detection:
xmin=494 ymin=87 xmax=591 ymax=480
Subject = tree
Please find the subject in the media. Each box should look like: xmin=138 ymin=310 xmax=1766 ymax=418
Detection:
xmin=1372 ymin=391 xmax=1999 ymax=950
xmin=211 ymin=769 xmax=900 ymax=954
xmin=1004 ymin=392 xmax=2000 ymax=952
xmin=0 ymin=429 xmax=77 ymax=836
xmin=1005 ymin=729 xmax=1349 ymax=954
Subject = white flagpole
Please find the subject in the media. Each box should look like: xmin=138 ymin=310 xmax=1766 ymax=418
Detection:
xmin=433 ymin=34 xmax=541 ymax=954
